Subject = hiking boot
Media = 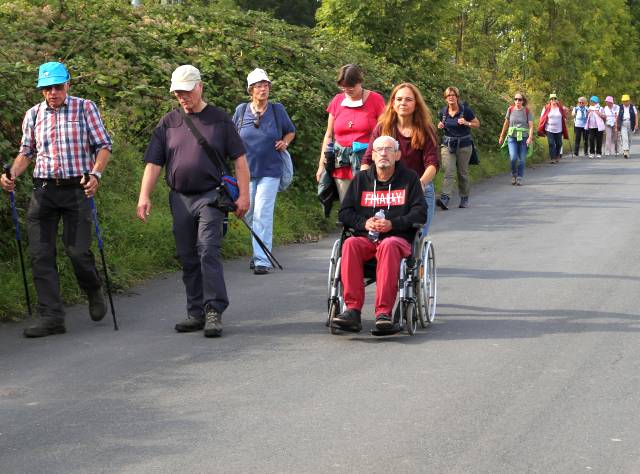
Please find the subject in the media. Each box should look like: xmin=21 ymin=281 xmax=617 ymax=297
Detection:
xmin=516 ymin=177 xmax=523 ymax=186
xmin=87 ymin=287 xmax=107 ymax=322
xmin=254 ymin=265 xmax=270 ymax=275
xmin=204 ymin=306 xmax=223 ymax=338
xmin=459 ymin=196 xmax=469 ymax=208
xmin=23 ymin=317 xmax=66 ymax=338
xmin=375 ymin=313 xmax=393 ymax=330
xmin=437 ymin=194 xmax=449 ymax=210
xmin=332 ymin=308 xmax=362 ymax=332
xmin=511 ymin=176 xmax=517 ymax=185
xmin=175 ymin=315 xmax=205 ymax=333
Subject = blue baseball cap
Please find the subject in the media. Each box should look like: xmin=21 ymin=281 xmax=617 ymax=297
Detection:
xmin=590 ymin=95 xmax=599 ymax=103
xmin=37 ymin=62 xmax=70 ymax=88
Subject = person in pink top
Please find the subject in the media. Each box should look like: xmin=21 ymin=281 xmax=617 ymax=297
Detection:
xmin=316 ymin=64 xmax=385 ymax=202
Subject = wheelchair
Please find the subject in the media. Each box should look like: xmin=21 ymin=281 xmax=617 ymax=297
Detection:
xmin=326 ymin=225 xmax=437 ymax=336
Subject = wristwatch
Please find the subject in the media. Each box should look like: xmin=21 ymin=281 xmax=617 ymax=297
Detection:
xmin=89 ymin=171 xmax=102 ymax=181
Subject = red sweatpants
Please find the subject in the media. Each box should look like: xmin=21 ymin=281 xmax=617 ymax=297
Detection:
xmin=341 ymin=236 xmax=412 ymax=316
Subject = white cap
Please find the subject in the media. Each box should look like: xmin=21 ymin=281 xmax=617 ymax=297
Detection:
xmin=170 ymin=65 xmax=201 ymax=92
xmin=247 ymin=68 xmax=271 ymax=88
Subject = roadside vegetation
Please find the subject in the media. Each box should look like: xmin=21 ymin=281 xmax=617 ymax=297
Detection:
xmin=0 ymin=0 xmax=637 ymax=319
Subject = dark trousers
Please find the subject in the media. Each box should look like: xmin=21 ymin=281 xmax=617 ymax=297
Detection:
xmin=574 ymin=127 xmax=588 ymax=156
xmin=547 ymin=132 xmax=563 ymax=159
xmin=26 ymin=183 xmax=101 ymax=319
xmin=169 ymin=189 xmax=228 ymax=317
xmin=588 ymin=128 xmax=603 ymax=155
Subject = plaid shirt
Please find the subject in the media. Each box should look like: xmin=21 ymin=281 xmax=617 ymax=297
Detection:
xmin=20 ymin=95 xmax=112 ymax=179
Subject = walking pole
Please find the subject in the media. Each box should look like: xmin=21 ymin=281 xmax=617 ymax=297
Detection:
xmin=240 ymin=218 xmax=284 ymax=270
xmin=3 ymin=165 xmax=32 ymax=317
xmin=83 ymin=173 xmax=118 ymax=330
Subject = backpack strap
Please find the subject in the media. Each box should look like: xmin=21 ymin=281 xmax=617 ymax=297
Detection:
xmin=235 ymin=102 xmax=249 ymax=130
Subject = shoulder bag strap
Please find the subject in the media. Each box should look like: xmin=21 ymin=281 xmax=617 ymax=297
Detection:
xmin=179 ymin=108 xmax=230 ymax=176
xmin=271 ymin=102 xmax=283 ymax=138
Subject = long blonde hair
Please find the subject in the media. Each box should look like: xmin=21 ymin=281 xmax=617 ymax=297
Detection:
xmin=379 ymin=83 xmax=437 ymax=150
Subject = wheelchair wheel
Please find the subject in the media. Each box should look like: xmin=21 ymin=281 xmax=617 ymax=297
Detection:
xmin=402 ymin=300 xmax=417 ymax=335
xmin=417 ymin=240 xmax=437 ymax=327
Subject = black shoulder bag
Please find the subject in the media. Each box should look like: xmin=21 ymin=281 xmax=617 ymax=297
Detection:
xmin=179 ymin=108 xmax=239 ymax=212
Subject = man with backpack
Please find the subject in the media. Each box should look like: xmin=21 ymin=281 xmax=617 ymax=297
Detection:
xmin=136 ymin=65 xmax=250 ymax=337
xmin=0 ymin=62 xmax=112 ymax=338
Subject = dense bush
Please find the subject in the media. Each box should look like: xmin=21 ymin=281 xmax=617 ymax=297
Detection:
xmin=0 ymin=0 xmax=507 ymax=319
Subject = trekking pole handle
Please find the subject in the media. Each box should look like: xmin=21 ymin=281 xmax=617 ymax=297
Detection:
xmin=3 ymin=164 xmax=11 ymax=180
xmin=83 ymin=173 xmax=103 ymax=248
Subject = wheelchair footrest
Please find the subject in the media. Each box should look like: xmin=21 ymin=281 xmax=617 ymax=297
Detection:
xmin=370 ymin=323 xmax=402 ymax=336
xmin=330 ymin=322 xmax=362 ymax=333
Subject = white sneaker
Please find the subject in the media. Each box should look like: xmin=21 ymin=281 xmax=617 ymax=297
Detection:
xmin=589 ymin=154 xmax=594 ymax=159
xmin=596 ymin=154 xmax=601 ymax=158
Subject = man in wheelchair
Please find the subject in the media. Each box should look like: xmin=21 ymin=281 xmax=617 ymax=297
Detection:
xmin=332 ymin=135 xmax=427 ymax=332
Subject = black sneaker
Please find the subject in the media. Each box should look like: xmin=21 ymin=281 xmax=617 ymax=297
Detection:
xmin=254 ymin=265 xmax=270 ymax=275
xmin=459 ymin=196 xmax=469 ymax=208
xmin=175 ymin=315 xmax=205 ymax=333
xmin=204 ymin=306 xmax=223 ymax=338
xmin=437 ymin=194 xmax=449 ymax=210
xmin=332 ymin=308 xmax=362 ymax=332
xmin=375 ymin=313 xmax=393 ymax=330
xmin=23 ymin=318 xmax=66 ymax=338
xmin=87 ymin=287 xmax=107 ymax=321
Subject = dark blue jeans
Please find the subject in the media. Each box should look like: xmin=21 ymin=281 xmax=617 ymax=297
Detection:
xmin=547 ymin=132 xmax=563 ymax=160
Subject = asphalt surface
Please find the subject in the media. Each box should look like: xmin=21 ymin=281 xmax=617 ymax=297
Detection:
xmin=2 ymin=149 xmax=640 ymax=473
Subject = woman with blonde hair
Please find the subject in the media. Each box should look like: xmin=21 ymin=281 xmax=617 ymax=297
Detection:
xmin=361 ymin=82 xmax=439 ymax=234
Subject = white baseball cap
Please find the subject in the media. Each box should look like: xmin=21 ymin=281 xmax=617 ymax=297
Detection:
xmin=170 ymin=65 xmax=201 ymax=92
xmin=247 ymin=68 xmax=271 ymax=88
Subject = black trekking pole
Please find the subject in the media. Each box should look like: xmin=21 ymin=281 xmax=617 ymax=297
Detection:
xmin=240 ymin=218 xmax=284 ymax=270
xmin=3 ymin=165 xmax=32 ymax=317
xmin=84 ymin=173 xmax=118 ymax=330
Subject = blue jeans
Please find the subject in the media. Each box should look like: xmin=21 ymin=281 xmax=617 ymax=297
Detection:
xmin=547 ymin=132 xmax=563 ymax=159
xmin=423 ymin=182 xmax=435 ymax=236
xmin=246 ymin=177 xmax=280 ymax=268
xmin=507 ymin=137 xmax=527 ymax=178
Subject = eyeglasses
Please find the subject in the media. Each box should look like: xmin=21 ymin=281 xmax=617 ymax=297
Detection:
xmin=550 ymin=98 xmax=558 ymax=101
xmin=514 ymin=98 xmax=523 ymax=101
xmin=374 ymin=146 xmax=395 ymax=154
xmin=252 ymin=81 xmax=270 ymax=89
xmin=41 ymin=84 xmax=65 ymax=92
xmin=253 ymin=111 xmax=261 ymax=128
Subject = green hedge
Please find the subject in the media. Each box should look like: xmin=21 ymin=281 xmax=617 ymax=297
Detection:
xmin=0 ymin=0 xmax=509 ymax=319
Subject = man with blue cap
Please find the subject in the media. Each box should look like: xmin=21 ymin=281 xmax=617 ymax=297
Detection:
xmin=0 ymin=61 xmax=113 ymax=337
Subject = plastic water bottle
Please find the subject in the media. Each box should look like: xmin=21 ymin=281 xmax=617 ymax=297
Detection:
xmin=368 ymin=209 xmax=386 ymax=242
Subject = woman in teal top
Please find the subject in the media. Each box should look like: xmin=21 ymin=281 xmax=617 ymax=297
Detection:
xmin=498 ymin=92 xmax=534 ymax=186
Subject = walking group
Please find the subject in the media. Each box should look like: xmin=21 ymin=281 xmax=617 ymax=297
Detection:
xmin=2 ymin=61 xmax=636 ymax=338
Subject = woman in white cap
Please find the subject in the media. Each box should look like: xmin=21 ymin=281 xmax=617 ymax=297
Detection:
xmin=232 ymin=68 xmax=296 ymax=275
xmin=603 ymin=96 xmax=619 ymax=156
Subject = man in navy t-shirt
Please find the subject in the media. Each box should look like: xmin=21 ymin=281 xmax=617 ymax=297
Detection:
xmin=136 ymin=65 xmax=250 ymax=338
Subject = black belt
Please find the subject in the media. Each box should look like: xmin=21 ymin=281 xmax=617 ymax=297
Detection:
xmin=33 ymin=177 xmax=83 ymax=187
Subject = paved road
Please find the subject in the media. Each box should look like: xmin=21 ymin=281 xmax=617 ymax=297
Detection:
xmin=2 ymin=150 xmax=640 ymax=473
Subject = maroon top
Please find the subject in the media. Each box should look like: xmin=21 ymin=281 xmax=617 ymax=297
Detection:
xmin=362 ymin=123 xmax=439 ymax=178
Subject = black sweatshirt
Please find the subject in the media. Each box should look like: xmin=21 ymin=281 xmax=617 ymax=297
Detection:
xmin=338 ymin=163 xmax=427 ymax=243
